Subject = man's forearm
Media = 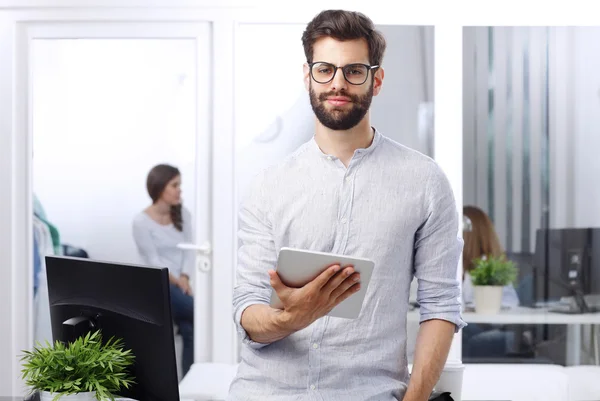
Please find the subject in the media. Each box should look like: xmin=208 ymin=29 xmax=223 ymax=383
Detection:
xmin=240 ymin=304 xmax=297 ymax=344
xmin=404 ymin=319 xmax=456 ymax=401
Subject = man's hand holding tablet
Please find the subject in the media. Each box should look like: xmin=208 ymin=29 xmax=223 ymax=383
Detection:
xmin=269 ymin=247 xmax=375 ymax=322
xmin=268 ymin=263 xmax=361 ymax=331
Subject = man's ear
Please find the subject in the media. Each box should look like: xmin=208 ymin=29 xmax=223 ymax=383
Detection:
xmin=372 ymin=67 xmax=385 ymax=96
xmin=303 ymin=63 xmax=310 ymax=91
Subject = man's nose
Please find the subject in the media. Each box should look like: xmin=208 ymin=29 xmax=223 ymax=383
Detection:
xmin=330 ymin=67 xmax=348 ymax=91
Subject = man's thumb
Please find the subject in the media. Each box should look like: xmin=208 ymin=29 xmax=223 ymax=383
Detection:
xmin=268 ymin=269 xmax=286 ymax=292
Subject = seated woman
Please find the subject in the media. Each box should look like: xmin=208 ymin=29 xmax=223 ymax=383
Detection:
xmin=462 ymin=205 xmax=520 ymax=358
xmin=132 ymin=163 xmax=194 ymax=376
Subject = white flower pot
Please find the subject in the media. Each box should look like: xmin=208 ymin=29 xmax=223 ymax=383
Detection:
xmin=40 ymin=391 xmax=97 ymax=401
xmin=473 ymin=285 xmax=503 ymax=314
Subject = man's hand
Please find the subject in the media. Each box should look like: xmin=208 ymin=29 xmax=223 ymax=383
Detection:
xmin=178 ymin=274 xmax=193 ymax=296
xmin=268 ymin=264 xmax=361 ymax=331
xmin=239 ymin=264 xmax=361 ymax=345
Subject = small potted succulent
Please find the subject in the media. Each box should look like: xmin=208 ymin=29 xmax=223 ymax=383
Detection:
xmin=470 ymin=254 xmax=518 ymax=314
xmin=20 ymin=330 xmax=135 ymax=401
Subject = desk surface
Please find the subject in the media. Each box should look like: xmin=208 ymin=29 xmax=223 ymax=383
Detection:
xmin=408 ymin=306 xmax=600 ymax=324
xmin=0 ymin=396 xmax=506 ymax=401
xmin=0 ymin=396 xmax=194 ymax=401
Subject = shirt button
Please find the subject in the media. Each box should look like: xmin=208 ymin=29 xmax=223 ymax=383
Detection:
xmin=312 ymin=343 xmax=319 ymax=349
xmin=340 ymin=217 xmax=347 ymax=224
xmin=310 ymin=385 xmax=316 ymax=390
xmin=327 ymin=156 xmax=333 ymax=161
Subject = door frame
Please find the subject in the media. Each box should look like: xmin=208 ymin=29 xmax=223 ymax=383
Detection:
xmin=26 ymin=19 xmax=220 ymax=364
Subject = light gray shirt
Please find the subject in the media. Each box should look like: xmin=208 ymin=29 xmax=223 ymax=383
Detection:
xmin=132 ymin=207 xmax=194 ymax=278
xmin=229 ymin=129 xmax=466 ymax=401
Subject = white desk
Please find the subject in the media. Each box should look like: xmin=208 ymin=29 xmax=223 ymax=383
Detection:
xmin=408 ymin=306 xmax=600 ymax=365
xmin=179 ymin=362 xmax=239 ymax=401
xmin=408 ymin=306 xmax=600 ymax=324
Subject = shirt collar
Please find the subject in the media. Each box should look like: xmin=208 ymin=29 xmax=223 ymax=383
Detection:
xmin=311 ymin=127 xmax=382 ymax=161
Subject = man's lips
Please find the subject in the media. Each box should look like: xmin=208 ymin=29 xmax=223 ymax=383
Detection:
xmin=326 ymin=97 xmax=351 ymax=106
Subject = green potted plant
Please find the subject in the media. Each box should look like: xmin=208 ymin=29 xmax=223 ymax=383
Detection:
xmin=469 ymin=254 xmax=518 ymax=314
xmin=20 ymin=330 xmax=135 ymax=401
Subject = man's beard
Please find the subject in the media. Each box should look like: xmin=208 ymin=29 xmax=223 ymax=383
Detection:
xmin=309 ymin=82 xmax=374 ymax=131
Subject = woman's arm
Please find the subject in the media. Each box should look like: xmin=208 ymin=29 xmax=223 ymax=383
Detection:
xmin=132 ymin=217 xmax=180 ymax=285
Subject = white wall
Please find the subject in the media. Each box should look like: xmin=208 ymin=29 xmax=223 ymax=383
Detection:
xmin=371 ymin=25 xmax=434 ymax=152
xmin=32 ymin=39 xmax=198 ymax=264
xmin=0 ymin=11 xmax=18 ymax=394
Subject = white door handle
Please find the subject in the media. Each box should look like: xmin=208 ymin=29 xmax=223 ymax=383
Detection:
xmin=177 ymin=241 xmax=212 ymax=273
xmin=177 ymin=241 xmax=212 ymax=255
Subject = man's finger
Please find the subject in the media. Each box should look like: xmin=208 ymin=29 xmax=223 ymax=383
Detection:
xmin=322 ymin=266 xmax=355 ymax=294
xmin=334 ymin=282 xmax=361 ymax=305
xmin=308 ymin=264 xmax=341 ymax=290
xmin=330 ymin=272 xmax=360 ymax=299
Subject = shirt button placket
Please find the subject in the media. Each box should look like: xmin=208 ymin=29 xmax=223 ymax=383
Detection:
xmin=339 ymin=172 xmax=352 ymax=245
xmin=308 ymin=327 xmax=323 ymax=397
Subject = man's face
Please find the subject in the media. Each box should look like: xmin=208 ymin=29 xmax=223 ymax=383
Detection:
xmin=304 ymin=37 xmax=383 ymax=131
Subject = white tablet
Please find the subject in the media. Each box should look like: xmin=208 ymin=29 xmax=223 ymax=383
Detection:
xmin=269 ymin=247 xmax=375 ymax=319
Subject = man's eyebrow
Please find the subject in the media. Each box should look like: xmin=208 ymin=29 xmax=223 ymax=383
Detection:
xmin=312 ymin=61 xmax=370 ymax=65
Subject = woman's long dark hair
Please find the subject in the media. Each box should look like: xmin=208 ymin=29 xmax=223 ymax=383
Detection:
xmin=146 ymin=164 xmax=183 ymax=232
xmin=462 ymin=205 xmax=503 ymax=277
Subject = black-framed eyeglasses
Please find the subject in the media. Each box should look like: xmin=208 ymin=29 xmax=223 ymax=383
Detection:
xmin=308 ymin=61 xmax=379 ymax=85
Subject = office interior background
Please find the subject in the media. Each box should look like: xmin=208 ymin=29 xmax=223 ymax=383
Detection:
xmin=1 ymin=4 xmax=437 ymax=393
xmin=463 ymin=26 xmax=600 ymax=365
xmin=3 ymin=2 xmax=600 ymax=399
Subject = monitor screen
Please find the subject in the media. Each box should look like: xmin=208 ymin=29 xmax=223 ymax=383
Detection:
xmin=534 ymin=228 xmax=600 ymax=301
xmin=45 ymin=256 xmax=180 ymax=401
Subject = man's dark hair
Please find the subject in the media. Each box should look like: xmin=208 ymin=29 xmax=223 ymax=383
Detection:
xmin=301 ymin=9 xmax=386 ymax=66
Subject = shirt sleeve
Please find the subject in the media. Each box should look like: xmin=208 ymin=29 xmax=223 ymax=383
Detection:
xmin=132 ymin=216 xmax=168 ymax=270
xmin=232 ymin=171 xmax=278 ymax=350
xmin=415 ymin=163 xmax=467 ymax=333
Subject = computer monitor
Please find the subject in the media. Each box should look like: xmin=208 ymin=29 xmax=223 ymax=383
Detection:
xmin=534 ymin=228 xmax=600 ymax=313
xmin=45 ymin=256 xmax=180 ymax=401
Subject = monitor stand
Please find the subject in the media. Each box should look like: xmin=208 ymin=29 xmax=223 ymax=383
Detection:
xmin=61 ymin=315 xmax=98 ymax=344
xmin=548 ymin=288 xmax=599 ymax=314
